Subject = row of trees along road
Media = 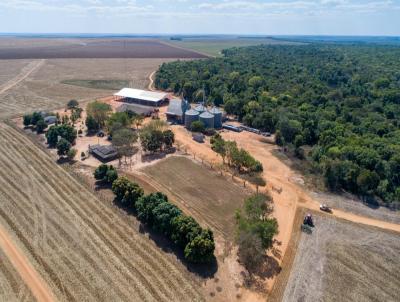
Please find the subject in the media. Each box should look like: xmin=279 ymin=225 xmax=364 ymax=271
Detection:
xmin=107 ymin=175 xmax=215 ymax=263
xmin=156 ymin=45 xmax=400 ymax=208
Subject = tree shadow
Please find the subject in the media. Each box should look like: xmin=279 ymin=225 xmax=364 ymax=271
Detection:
xmin=242 ymin=255 xmax=281 ymax=292
xmin=141 ymin=152 xmax=167 ymax=163
xmin=112 ymin=198 xmax=218 ymax=280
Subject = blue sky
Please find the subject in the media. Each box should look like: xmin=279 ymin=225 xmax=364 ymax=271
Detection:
xmin=0 ymin=0 xmax=399 ymax=35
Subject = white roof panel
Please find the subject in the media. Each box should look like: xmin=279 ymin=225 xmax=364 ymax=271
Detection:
xmin=114 ymin=88 xmax=168 ymax=103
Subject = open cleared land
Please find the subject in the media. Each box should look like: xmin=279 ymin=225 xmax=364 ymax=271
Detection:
xmin=142 ymin=156 xmax=250 ymax=241
xmin=167 ymin=37 xmax=301 ymax=56
xmin=0 ymin=123 xmax=203 ymax=302
xmin=0 ymin=58 xmax=174 ymax=120
xmin=282 ymin=213 xmax=400 ymax=302
xmin=0 ymin=248 xmax=35 ymax=302
xmin=0 ymin=38 xmax=207 ymax=59
xmin=61 ymin=79 xmax=130 ymax=90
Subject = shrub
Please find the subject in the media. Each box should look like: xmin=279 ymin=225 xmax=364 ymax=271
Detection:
xmin=30 ymin=112 xmax=42 ymax=126
xmin=85 ymin=115 xmax=99 ymax=132
xmin=105 ymin=169 xmax=118 ymax=185
xmin=46 ymin=124 xmax=77 ymax=147
xmin=67 ymin=99 xmax=79 ymax=109
xmin=190 ymin=121 xmax=205 ymax=133
xmin=162 ymin=129 xmax=175 ymax=149
xmin=112 ymin=177 xmax=131 ymax=200
xmin=121 ymin=181 xmax=143 ymax=208
xmin=94 ymin=164 xmax=109 ymax=180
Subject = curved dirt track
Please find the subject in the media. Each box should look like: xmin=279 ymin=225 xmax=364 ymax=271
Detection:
xmin=0 ymin=224 xmax=55 ymax=302
xmin=0 ymin=60 xmax=44 ymax=95
xmin=148 ymin=71 xmax=156 ymax=91
xmin=0 ymin=122 xmax=204 ymax=302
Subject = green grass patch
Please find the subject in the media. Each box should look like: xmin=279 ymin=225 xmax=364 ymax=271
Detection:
xmin=61 ymin=79 xmax=130 ymax=90
xmin=169 ymin=38 xmax=299 ymax=57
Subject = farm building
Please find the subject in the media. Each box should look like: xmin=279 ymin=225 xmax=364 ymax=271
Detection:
xmin=89 ymin=144 xmax=118 ymax=162
xmin=209 ymin=107 xmax=222 ymax=128
xmin=44 ymin=116 xmax=57 ymax=125
xmin=199 ymin=111 xmax=215 ymax=129
xmin=117 ymin=103 xmax=155 ymax=116
xmin=114 ymin=88 xmax=169 ymax=107
xmin=184 ymin=109 xmax=200 ymax=129
xmin=166 ymin=99 xmax=190 ymax=123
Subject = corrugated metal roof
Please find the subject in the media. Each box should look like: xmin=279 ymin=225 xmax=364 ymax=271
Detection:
xmin=114 ymin=88 xmax=168 ymax=103
xmin=166 ymin=99 xmax=190 ymax=116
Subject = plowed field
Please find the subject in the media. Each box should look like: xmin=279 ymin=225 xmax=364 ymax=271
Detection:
xmin=0 ymin=123 xmax=203 ymax=302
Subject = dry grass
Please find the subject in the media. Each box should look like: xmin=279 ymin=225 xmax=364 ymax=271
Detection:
xmin=142 ymin=156 xmax=250 ymax=241
xmin=0 ymin=123 xmax=204 ymax=302
xmin=0 ymin=248 xmax=36 ymax=302
xmin=282 ymin=212 xmax=400 ymax=302
xmin=0 ymin=58 xmax=174 ymax=120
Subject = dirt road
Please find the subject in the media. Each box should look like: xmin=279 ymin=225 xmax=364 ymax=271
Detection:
xmin=0 ymin=59 xmax=45 ymax=95
xmin=148 ymin=71 xmax=156 ymax=91
xmin=0 ymin=223 xmax=55 ymax=302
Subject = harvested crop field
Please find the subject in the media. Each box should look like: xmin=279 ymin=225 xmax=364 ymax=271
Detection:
xmin=0 ymin=123 xmax=203 ymax=302
xmin=0 ymin=58 xmax=173 ymax=120
xmin=142 ymin=156 xmax=250 ymax=240
xmin=0 ymin=248 xmax=35 ymax=302
xmin=0 ymin=38 xmax=208 ymax=59
xmin=282 ymin=212 xmax=400 ymax=302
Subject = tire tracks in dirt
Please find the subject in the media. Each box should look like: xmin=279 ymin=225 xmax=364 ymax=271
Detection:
xmin=0 ymin=60 xmax=45 ymax=96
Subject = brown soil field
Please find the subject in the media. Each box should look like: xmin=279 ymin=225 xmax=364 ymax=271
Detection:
xmin=0 ymin=122 xmax=204 ymax=302
xmin=0 ymin=38 xmax=208 ymax=59
xmin=142 ymin=156 xmax=250 ymax=242
xmin=0 ymin=248 xmax=36 ymax=302
xmin=0 ymin=58 xmax=174 ymax=120
xmin=282 ymin=212 xmax=400 ymax=302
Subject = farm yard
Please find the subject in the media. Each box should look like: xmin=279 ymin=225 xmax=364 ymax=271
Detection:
xmin=281 ymin=213 xmax=400 ymax=302
xmin=0 ymin=58 xmax=175 ymax=120
xmin=0 ymin=123 xmax=204 ymax=302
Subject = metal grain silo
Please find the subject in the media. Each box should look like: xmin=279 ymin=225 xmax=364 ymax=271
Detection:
xmin=194 ymin=104 xmax=206 ymax=114
xmin=185 ymin=109 xmax=200 ymax=129
xmin=209 ymin=107 xmax=222 ymax=128
xmin=199 ymin=111 xmax=214 ymax=129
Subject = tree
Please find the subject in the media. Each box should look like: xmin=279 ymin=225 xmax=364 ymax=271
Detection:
xmin=67 ymin=99 xmax=79 ymax=109
xmin=162 ymin=130 xmax=175 ymax=149
xmin=30 ymin=112 xmax=42 ymax=126
xmin=112 ymin=177 xmax=131 ymax=201
xmin=122 ymin=182 xmax=144 ymax=208
xmin=94 ymin=164 xmax=110 ymax=181
xmin=237 ymin=231 xmax=264 ymax=271
xmin=171 ymin=215 xmax=202 ymax=248
xmin=136 ymin=192 xmax=169 ymax=225
xmin=23 ymin=114 xmax=32 ymax=127
xmin=190 ymin=121 xmax=205 ymax=133
xmin=107 ymin=112 xmax=131 ymax=133
xmin=36 ymin=119 xmax=47 ymax=133
xmin=67 ymin=148 xmax=77 ymax=161
xmin=56 ymin=138 xmax=71 ymax=157
xmin=357 ymin=169 xmax=380 ymax=195
xmin=105 ymin=169 xmax=118 ymax=184
xmin=112 ymin=128 xmax=138 ymax=163
xmin=211 ymin=134 xmax=226 ymax=163
xmin=85 ymin=115 xmax=98 ymax=132
xmin=184 ymin=229 xmax=215 ymax=263
xmin=152 ymin=203 xmax=182 ymax=236
xmin=140 ymin=129 xmax=163 ymax=153
xmin=86 ymin=101 xmax=111 ymax=129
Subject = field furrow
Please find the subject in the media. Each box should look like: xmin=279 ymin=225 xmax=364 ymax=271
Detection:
xmin=0 ymin=123 xmax=204 ymax=302
xmin=0 ymin=127 xmax=196 ymax=301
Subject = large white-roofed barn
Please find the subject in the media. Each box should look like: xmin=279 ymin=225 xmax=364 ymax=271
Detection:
xmin=114 ymin=88 xmax=170 ymax=107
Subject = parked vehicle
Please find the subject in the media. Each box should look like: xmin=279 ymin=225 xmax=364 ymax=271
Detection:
xmin=320 ymin=204 xmax=333 ymax=213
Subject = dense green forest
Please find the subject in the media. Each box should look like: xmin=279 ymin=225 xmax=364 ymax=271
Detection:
xmin=155 ymin=45 xmax=400 ymax=208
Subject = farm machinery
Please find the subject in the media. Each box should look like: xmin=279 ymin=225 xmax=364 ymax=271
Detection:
xmin=301 ymin=213 xmax=314 ymax=233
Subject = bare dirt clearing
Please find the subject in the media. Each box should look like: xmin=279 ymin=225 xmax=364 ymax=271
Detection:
xmin=282 ymin=213 xmax=400 ymax=302
xmin=0 ymin=58 xmax=173 ymax=120
xmin=0 ymin=38 xmax=207 ymax=59
xmin=0 ymin=123 xmax=204 ymax=302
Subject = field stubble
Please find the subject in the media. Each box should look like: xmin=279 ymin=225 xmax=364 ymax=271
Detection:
xmin=0 ymin=122 xmax=204 ymax=302
xmin=282 ymin=212 xmax=400 ymax=302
